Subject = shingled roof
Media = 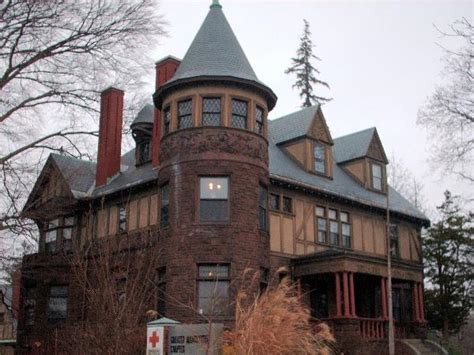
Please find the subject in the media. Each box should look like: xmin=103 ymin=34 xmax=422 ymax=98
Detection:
xmin=131 ymin=104 xmax=154 ymax=127
xmin=332 ymin=127 xmax=377 ymax=163
xmin=270 ymin=105 xmax=320 ymax=144
xmin=41 ymin=108 xmax=428 ymax=224
xmin=154 ymin=1 xmax=277 ymax=109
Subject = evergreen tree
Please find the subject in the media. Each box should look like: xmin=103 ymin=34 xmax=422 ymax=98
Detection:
xmin=423 ymin=191 xmax=473 ymax=339
xmin=285 ymin=19 xmax=332 ymax=107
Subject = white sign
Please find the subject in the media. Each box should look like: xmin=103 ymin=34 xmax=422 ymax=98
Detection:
xmin=147 ymin=326 xmax=164 ymax=355
xmin=168 ymin=324 xmax=223 ymax=355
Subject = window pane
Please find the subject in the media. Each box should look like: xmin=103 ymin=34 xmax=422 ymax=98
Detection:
xmin=340 ymin=212 xmax=349 ymax=223
xmin=316 ymin=206 xmax=325 ymax=217
xmin=161 ymin=183 xmax=170 ymax=226
xmin=314 ymin=145 xmax=326 ymax=174
xmin=269 ymin=194 xmax=280 ymax=210
xmin=282 ymin=197 xmax=292 ymax=213
xmin=64 ymin=217 xmax=74 ymax=226
xmin=200 ymin=200 xmax=228 ymax=221
xmin=231 ymin=99 xmax=247 ymax=129
xmin=372 ymin=164 xmax=382 ymax=190
xmin=178 ymin=99 xmax=193 ymax=129
xmin=198 ymin=281 xmax=229 ymax=315
xmin=202 ymin=98 xmax=221 ymax=126
xmin=259 ymin=185 xmax=267 ymax=230
xmin=255 ymin=106 xmax=264 ymax=134
xmin=48 ymin=286 xmax=68 ymax=321
xmin=198 ymin=265 xmax=229 ymax=278
xmin=200 ymin=177 xmax=228 ymax=199
xmin=328 ymin=209 xmax=337 ymax=220
xmin=342 ymin=223 xmax=351 ymax=236
xmin=45 ymin=230 xmax=57 ymax=242
xmin=63 ymin=228 xmax=72 ymax=240
xmin=163 ymin=106 xmax=171 ymax=134
xmin=330 ymin=221 xmax=338 ymax=245
xmin=317 ymin=218 xmax=327 ymax=243
xmin=49 ymin=219 xmax=59 ymax=229
xmin=119 ymin=206 xmax=127 ymax=233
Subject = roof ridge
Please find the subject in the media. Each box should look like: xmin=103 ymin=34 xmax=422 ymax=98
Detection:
xmin=51 ymin=153 xmax=96 ymax=164
xmin=333 ymin=127 xmax=376 ymax=141
xmin=269 ymin=104 xmax=319 ymax=124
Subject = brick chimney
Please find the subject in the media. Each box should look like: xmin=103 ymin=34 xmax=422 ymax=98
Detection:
xmin=96 ymin=87 xmax=124 ymax=187
xmin=152 ymin=56 xmax=181 ymax=168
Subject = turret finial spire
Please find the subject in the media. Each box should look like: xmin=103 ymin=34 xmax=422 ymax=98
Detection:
xmin=210 ymin=0 xmax=222 ymax=9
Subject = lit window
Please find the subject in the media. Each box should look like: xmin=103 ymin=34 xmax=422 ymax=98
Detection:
xmin=372 ymin=163 xmax=382 ymax=190
xmin=178 ymin=99 xmax=193 ymax=129
xmin=390 ymin=224 xmax=399 ymax=257
xmin=231 ymin=99 xmax=247 ymax=129
xmin=118 ymin=206 xmax=127 ymax=233
xmin=47 ymin=286 xmax=68 ymax=322
xmin=197 ymin=264 xmax=230 ymax=316
xmin=269 ymin=193 xmax=280 ymax=211
xmin=259 ymin=185 xmax=268 ymax=230
xmin=160 ymin=183 xmax=170 ymax=226
xmin=202 ymin=97 xmax=221 ymax=126
xmin=255 ymin=106 xmax=264 ymax=134
xmin=314 ymin=145 xmax=326 ymax=174
xmin=282 ymin=196 xmax=292 ymax=213
xmin=163 ymin=105 xmax=171 ymax=135
xmin=200 ymin=177 xmax=229 ymax=221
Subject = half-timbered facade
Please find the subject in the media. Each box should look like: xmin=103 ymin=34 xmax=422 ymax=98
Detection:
xmin=17 ymin=1 xmax=428 ymax=353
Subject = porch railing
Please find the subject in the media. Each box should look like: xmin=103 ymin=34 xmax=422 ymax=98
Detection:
xmin=359 ymin=318 xmax=387 ymax=339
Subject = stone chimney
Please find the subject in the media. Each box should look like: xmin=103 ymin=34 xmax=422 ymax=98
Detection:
xmin=96 ymin=87 xmax=124 ymax=187
xmin=152 ymin=56 xmax=181 ymax=168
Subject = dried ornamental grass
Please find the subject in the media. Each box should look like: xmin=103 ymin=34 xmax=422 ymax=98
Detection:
xmin=227 ymin=278 xmax=334 ymax=355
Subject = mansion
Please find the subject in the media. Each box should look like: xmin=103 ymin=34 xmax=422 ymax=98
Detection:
xmin=17 ymin=1 xmax=428 ymax=354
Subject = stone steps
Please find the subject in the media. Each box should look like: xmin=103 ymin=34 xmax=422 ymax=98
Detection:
xmin=402 ymin=338 xmax=447 ymax=355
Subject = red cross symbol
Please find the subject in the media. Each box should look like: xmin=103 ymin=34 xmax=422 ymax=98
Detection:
xmin=149 ymin=330 xmax=160 ymax=348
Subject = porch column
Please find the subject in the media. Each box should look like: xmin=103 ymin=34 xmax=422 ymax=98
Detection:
xmin=418 ymin=283 xmax=425 ymax=322
xmin=349 ymin=272 xmax=356 ymax=317
xmin=413 ymin=281 xmax=420 ymax=322
xmin=335 ymin=272 xmax=342 ymax=317
xmin=343 ymin=272 xmax=351 ymax=318
xmin=381 ymin=277 xmax=388 ymax=319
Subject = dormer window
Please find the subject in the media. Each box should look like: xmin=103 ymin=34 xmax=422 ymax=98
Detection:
xmin=163 ymin=105 xmax=171 ymax=134
xmin=371 ymin=163 xmax=383 ymax=190
xmin=202 ymin=97 xmax=221 ymax=126
xmin=255 ymin=106 xmax=264 ymax=134
xmin=178 ymin=99 xmax=193 ymax=129
xmin=314 ymin=144 xmax=326 ymax=174
xmin=137 ymin=141 xmax=150 ymax=165
xmin=231 ymin=99 xmax=247 ymax=129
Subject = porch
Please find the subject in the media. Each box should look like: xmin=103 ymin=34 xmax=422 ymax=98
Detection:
xmin=301 ymin=272 xmax=426 ymax=340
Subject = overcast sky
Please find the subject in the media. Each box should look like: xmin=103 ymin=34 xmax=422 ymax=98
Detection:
xmin=151 ymin=0 xmax=472 ymax=215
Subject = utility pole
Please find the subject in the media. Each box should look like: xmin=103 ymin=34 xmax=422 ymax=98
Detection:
xmin=386 ymin=189 xmax=395 ymax=355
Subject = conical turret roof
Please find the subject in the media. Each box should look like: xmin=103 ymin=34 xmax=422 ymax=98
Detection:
xmin=154 ymin=1 xmax=277 ymax=109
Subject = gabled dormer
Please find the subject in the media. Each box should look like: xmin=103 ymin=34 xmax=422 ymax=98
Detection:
xmin=270 ymin=104 xmax=334 ymax=178
xmin=22 ymin=154 xmax=96 ymax=220
xmin=131 ymin=104 xmax=154 ymax=166
xmin=333 ymin=127 xmax=389 ymax=193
